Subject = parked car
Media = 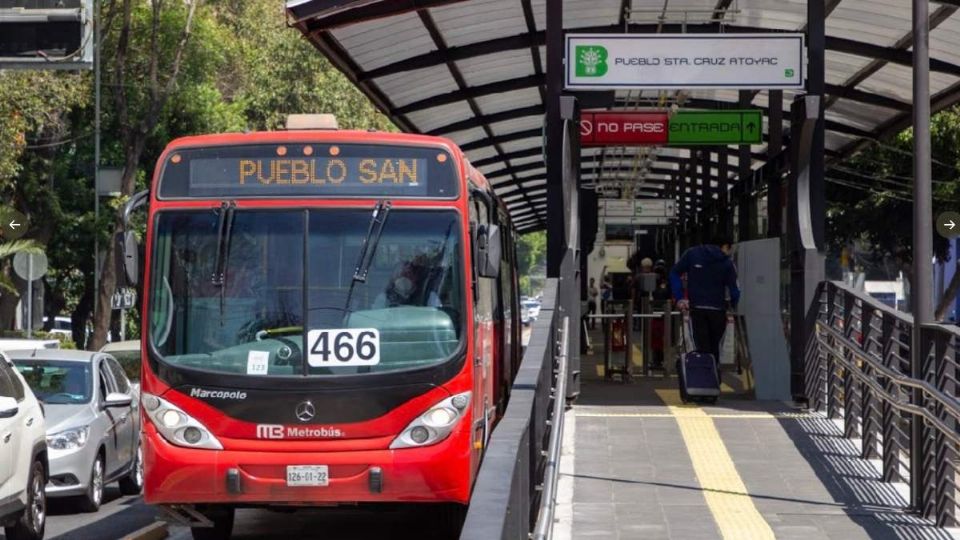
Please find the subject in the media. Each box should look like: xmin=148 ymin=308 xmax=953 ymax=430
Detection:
xmin=522 ymin=299 xmax=542 ymax=322
xmin=41 ymin=317 xmax=72 ymax=339
xmin=0 ymin=340 xmax=59 ymax=353
xmin=10 ymin=349 xmax=142 ymax=512
xmin=0 ymin=351 xmax=47 ymax=540
xmin=98 ymin=341 xmax=141 ymax=391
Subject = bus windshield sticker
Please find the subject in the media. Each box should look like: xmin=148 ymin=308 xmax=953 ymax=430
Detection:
xmin=307 ymin=328 xmax=380 ymax=368
xmin=246 ymin=350 xmax=270 ymax=375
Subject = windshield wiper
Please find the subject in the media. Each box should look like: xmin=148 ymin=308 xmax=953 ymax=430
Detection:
xmin=211 ymin=201 xmax=237 ymax=321
xmin=343 ymin=200 xmax=391 ymax=315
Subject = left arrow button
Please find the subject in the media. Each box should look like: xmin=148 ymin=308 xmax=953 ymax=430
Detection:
xmin=0 ymin=208 xmax=27 ymax=240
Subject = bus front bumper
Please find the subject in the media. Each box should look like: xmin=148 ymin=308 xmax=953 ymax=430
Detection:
xmin=142 ymin=424 xmax=474 ymax=506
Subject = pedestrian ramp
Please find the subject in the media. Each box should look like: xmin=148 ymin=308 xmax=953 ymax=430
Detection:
xmin=553 ymin=353 xmax=960 ymax=540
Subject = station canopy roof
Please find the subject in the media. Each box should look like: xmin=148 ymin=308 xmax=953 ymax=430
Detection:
xmin=287 ymin=0 xmax=960 ymax=232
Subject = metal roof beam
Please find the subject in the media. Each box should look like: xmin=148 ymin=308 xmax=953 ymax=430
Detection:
xmin=838 ymin=78 xmax=960 ymax=159
xmin=428 ymin=104 xmax=544 ymax=135
xmin=825 ymin=4 xmax=958 ymax=110
xmin=296 ymin=0 xmax=468 ymax=31
xmin=354 ymin=24 xmax=960 ymax=85
xmin=394 ymin=74 xmax=543 ymax=115
xmin=486 ymin=149 xmax=770 ymax=181
xmin=415 ymin=8 xmax=544 ymax=227
xmin=359 ymin=32 xmax=539 ymax=82
xmin=826 ymin=35 xmax=960 ymax=78
xmin=461 ymin=128 xmax=542 ymax=152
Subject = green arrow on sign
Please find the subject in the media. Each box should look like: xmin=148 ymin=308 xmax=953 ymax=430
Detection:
xmin=667 ymin=110 xmax=763 ymax=145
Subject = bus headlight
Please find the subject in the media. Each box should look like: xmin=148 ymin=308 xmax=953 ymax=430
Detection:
xmin=142 ymin=392 xmax=223 ymax=450
xmin=390 ymin=392 xmax=470 ymax=449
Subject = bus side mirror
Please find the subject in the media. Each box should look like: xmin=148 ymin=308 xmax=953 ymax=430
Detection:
xmin=125 ymin=231 xmax=139 ymax=286
xmin=477 ymin=224 xmax=501 ymax=279
xmin=115 ymin=190 xmax=149 ymax=288
xmin=115 ymin=231 xmax=139 ymax=287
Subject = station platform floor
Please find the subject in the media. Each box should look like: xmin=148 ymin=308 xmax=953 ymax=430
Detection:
xmin=553 ymin=328 xmax=960 ymax=540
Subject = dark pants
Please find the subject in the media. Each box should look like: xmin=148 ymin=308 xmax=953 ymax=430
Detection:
xmin=690 ymin=308 xmax=726 ymax=364
xmin=587 ymin=300 xmax=597 ymax=329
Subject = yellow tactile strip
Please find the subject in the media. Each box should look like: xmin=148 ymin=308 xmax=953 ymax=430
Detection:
xmin=576 ymin=411 xmax=812 ymax=419
xmin=654 ymin=389 xmax=777 ymax=540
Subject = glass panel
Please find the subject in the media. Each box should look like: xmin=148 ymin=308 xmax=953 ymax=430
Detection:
xmin=305 ymin=209 xmax=464 ymax=375
xmin=14 ymin=360 xmax=93 ymax=404
xmin=150 ymin=210 xmax=304 ymax=377
xmin=149 ymin=209 xmax=465 ymax=377
xmin=109 ymin=350 xmax=141 ymax=383
xmin=106 ymin=358 xmax=130 ymax=394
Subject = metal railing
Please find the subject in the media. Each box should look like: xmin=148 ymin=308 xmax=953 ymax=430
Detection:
xmin=460 ymin=279 xmax=569 ymax=540
xmin=806 ymin=281 xmax=960 ymax=526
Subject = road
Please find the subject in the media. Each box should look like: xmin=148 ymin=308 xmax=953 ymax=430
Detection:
xmin=1 ymin=497 xmax=463 ymax=540
xmin=3 ymin=327 xmax=535 ymax=540
xmin=167 ymin=506 xmax=462 ymax=540
xmin=0 ymin=487 xmax=156 ymax=540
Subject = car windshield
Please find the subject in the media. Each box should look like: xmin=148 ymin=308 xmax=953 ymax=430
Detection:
xmin=14 ymin=360 xmax=92 ymax=404
xmin=149 ymin=209 xmax=465 ymax=377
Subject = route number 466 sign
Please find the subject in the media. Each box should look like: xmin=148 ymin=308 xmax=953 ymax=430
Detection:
xmin=307 ymin=328 xmax=381 ymax=367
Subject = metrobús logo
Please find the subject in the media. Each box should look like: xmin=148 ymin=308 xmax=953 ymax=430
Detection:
xmin=256 ymin=424 xmax=344 ymax=440
xmin=189 ymin=387 xmax=247 ymax=400
xmin=575 ymin=45 xmax=608 ymax=77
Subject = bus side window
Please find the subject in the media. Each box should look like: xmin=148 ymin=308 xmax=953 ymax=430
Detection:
xmin=470 ymin=194 xmax=494 ymax=323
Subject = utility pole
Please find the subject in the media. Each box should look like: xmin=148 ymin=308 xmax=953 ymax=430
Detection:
xmin=93 ymin=0 xmax=101 ymax=323
xmin=910 ymin=0 xmax=933 ymax=514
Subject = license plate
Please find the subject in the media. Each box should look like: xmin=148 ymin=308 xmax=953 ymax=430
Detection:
xmin=286 ymin=465 xmax=329 ymax=487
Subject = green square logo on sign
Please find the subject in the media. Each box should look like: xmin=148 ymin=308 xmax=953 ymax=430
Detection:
xmin=575 ymin=45 xmax=608 ymax=77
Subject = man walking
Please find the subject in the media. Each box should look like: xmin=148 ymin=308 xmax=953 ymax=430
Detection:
xmin=669 ymin=236 xmax=740 ymax=364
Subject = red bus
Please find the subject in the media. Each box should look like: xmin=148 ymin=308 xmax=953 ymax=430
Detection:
xmin=131 ymin=116 xmax=522 ymax=539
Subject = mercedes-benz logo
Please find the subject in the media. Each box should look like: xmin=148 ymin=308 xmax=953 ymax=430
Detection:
xmin=295 ymin=400 xmax=315 ymax=422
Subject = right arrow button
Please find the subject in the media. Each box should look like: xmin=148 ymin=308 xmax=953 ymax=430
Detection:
xmin=937 ymin=211 xmax=960 ymax=239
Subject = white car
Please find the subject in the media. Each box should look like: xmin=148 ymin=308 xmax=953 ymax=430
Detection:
xmin=0 ymin=351 xmax=47 ymax=540
xmin=522 ymin=300 xmax=542 ymax=322
xmin=41 ymin=317 xmax=72 ymax=340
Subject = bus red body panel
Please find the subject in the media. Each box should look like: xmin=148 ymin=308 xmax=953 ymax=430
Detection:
xmin=142 ymin=417 xmax=474 ymax=504
xmin=138 ymin=128 xmax=519 ymax=513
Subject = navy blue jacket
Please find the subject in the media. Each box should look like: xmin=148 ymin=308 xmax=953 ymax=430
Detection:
xmin=669 ymin=245 xmax=741 ymax=310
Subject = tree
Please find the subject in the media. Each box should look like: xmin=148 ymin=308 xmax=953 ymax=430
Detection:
xmin=0 ymin=74 xmax=88 ymax=331
xmin=516 ymin=231 xmax=546 ymax=296
xmin=827 ymin=106 xmax=960 ymax=320
xmin=90 ymin=0 xmax=203 ymax=349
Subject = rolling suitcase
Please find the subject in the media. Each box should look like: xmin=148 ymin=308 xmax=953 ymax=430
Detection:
xmin=676 ymin=316 xmax=720 ymax=403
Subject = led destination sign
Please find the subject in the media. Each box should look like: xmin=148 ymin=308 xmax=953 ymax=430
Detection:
xmin=158 ymin=143 xmax=458 ymax=199
xmin=192 ymin=157 xmax=426 ymax=193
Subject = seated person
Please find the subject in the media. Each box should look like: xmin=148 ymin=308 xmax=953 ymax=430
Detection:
xmin=373 ymin=260 xmax=441 ymax=309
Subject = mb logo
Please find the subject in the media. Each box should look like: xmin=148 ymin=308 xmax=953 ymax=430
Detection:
xmin=575 ymin=45 xmax=608 ymax=77
xmin=256 ymin=424 xmax=284 ymax=439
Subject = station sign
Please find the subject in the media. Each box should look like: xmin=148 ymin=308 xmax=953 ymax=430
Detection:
xmin=581 ymin=110 xmax=763 ymax=146
xmin=566 ymin=33 xmax=805 ymax=90
xmin=601 ymin=199 xmax=676 ymax=219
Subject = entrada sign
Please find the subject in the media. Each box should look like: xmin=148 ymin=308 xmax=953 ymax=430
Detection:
xmin=566 ymin=33 xmax=805 ymax=90
xmin=580 ymin=110 xmax=763 ymax=146
xmin=670 ymin=110 xmax=763 ymax=145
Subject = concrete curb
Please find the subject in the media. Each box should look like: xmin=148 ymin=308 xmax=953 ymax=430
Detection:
xmin=121 ymin=521 xmax=168 ymax=540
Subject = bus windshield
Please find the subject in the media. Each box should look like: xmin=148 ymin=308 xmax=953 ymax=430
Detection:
xmin=149 ymin=209 xmax=465 ymax=377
